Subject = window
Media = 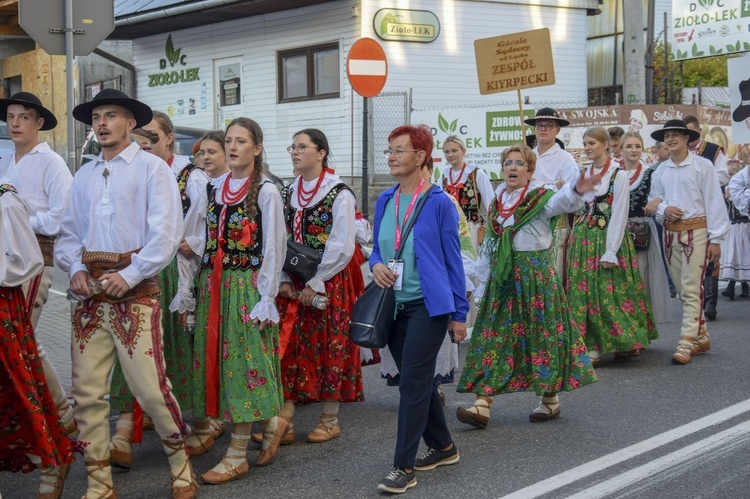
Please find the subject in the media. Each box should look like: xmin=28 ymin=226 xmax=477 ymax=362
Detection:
xmin=278 ymin=43 xmax=340 ymax=103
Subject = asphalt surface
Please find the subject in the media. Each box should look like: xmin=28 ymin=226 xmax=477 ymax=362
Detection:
xmin=1 ymin=266 xmax=749 ymax=498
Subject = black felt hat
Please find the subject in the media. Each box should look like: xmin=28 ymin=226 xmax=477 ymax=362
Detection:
xmin=650 ymin=119 xmax=701 ymax=143
xmin=524 ymin=107 xmax=570 ymax=127
xmin=73 ymin=88 xmax=153 ymax=128
xmin=733 ymin=79 xmax=750 ymax=123
xmin=0 ymin=92 xmax=57 ymax=130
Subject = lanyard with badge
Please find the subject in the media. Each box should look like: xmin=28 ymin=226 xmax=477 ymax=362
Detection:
xmin=390 ymin=178 xmax=425 ymax=290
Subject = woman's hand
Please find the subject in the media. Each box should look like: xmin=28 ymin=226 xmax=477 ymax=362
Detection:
xmin=252 ymin=318 xmax=269 ymax=331
xmin=600 ymin=261 xmax=618 ymax=269
xmin=448 ymin=321 xmax=467 ymax=342
xmin=178 ymin=240 xmax=196 ymax=257
xmin=372 ymin=262 xmax=396 ymax=289
xmin=298 ymin=286 xmax=318 ymax=307
xmin=574 ymin=171 xmax=603 ymax=195
xmin=644 ymin=198 xmax=662 ymax=216
xmin=279 ymin=282 xmax=296 ymax=300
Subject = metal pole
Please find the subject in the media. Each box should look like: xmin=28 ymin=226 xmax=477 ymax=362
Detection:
xmin=65 ymin=0 xmax=76 ymax=174
xmin=645 ymin=0 xmax=655 ymax=103
xmin=361 ymin=96 xmax=369 ymax=219
xmin=612 ymin=0 xmax=619 ymax=88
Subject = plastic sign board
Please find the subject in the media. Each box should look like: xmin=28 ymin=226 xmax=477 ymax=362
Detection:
xmin=473 ymin=28 xmax=555 ymax=95
xmin=347 ymin=38 xmax=388 ymax=98
xmin=729 ymin=56 xmax=750 ymax=145
xmin=374 ymin=9 xmax=440 ymax=43
xmin=671 ymin=0 xmax=750 ymax=61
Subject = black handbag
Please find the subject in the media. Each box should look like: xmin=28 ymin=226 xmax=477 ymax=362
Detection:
xmin=283 ymin=239 xmax=322 ymax=282
xmin=349 ymin=186 xmax=434 ymax=349
xmin=626 ymin=219 xmax=651 ymax=251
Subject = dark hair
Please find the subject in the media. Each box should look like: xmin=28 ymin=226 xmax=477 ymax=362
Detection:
xmin=226 ymin=117 xmax=265 ymax=222
xmin=608 ymin=126 xmax=625 ymax=140
xmin=200 ymin=130 xmax=226 ymax=149
xmin=683 ymin=115 xmax=700 ymax=127
xmin=293 ymin=128 xmax=331 ymax=170
xmin=388 ymin=124 xmax=433 ymax=168
xmin=150 ymin=110 xmax=176 ymax=153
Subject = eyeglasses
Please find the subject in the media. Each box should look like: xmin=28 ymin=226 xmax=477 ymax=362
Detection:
xmin=384 ymin=148 xmax=419 ymax=158
xmin=502 ymin=160 xmax=528 ymax=168
xmin=286 ymin=144 xmax=316 ymax=154
xmin=535 ymin=123 xmax=556 ymax=131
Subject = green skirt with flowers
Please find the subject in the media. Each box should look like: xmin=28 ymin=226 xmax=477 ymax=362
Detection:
xmin=109 ymin=258 xmax=193 ymax=412
xmin=565 ymin=220 xmax=658 ymax=355
xmin=191 ymin=267 xmax=282 ymax=423
xmin=458 ymin=250 xmax=597 ymax=396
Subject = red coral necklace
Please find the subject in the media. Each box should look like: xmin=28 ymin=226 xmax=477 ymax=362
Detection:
xmin=221 ymin=175 xmax=251 ymax=205
xmin=497 ymin=183 xmax=530 ymax=219
xmin=445 ymin=163 xmax=467 ymax=197
xmin=627 ymin=162 xmax=643 ymax=186
xmin=294 ymin=171 xmax=327 ymax=242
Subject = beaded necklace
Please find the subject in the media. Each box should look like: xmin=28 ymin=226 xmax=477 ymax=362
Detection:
xmin=446 ymin=163 xmax=467 ymax=195
xmin=627 ymin=162 xmax=643 ymax=186
xmin=496 ymin=183 xmax=530 ymax=219
xmin=294 ymin=171 xmax=326 ymax=242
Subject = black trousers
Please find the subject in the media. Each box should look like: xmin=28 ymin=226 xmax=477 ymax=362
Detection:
xmin=388 ymin=299 xmax=453 ymax=469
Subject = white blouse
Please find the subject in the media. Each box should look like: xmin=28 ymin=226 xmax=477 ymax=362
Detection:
xmin=581 ymin=164 xmax=630 ymax=264
xmin=281 ymin=172 xmax=356 ymax=294
xmin=1 ymin=181 xmax=46 ymax=287
xmin=440 ymin=163 xmax=495 ymax=213
xmin=729 ymin=165 xmax=750 ymax=216
xmin=533 ymin=143 xmax=581 ymax=188
xmin=475 ymin=180 xmax=585 ymax=298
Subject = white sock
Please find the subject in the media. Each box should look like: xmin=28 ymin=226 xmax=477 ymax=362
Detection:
xmin=320 ymin=401 xmax=339 ymax=426
xmin=210 ymin=433 xmax=250 ymax=473
xmin=281 ymin=399 xmax=295 ymax=423
xmin=110 ymin=419 xmax=133 ymax=453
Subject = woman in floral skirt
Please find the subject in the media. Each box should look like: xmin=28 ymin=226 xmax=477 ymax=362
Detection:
xmin=192 ymin=117 xmax=288 ymax=484
xmin=566 ymin=127 xmax=657 ymax=366
xmin=277 ymin=128 xmax=364 ymax=444
xmin=456 ymin=144 xmax=598 ymax=428
xmin=0 ymin=178 xmax=74 ymax=498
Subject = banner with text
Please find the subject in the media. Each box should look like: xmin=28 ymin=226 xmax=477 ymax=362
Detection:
xmin=671 ymin=0 xmax=750 ymax=61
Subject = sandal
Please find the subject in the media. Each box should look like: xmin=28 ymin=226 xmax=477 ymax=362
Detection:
xmin=185 ymin=433 xmax=214 ymax=457
xmin=163 ymin=440 xmax=199 ymax=498
xmin=257 ymin=417 xmax=289 ymax=466
xmin=38 ymin=463 xmax=69 ymax=499
xmin=456 ymin=398 xmax=491 ymax=429
xmin=201 ymin=458 xmax=249 ymax=485
xmin=84 ymin=459 xmax=117 ymax=499
xmin=529 ymin=400 xmax=561 ymax=422
xmin=306 ymin=417 xmax=340 ymax=443
xmin=209 ymin=418 xmax=225 ymax=440
xmin=251 ymin=422 xmax=295 ymax=446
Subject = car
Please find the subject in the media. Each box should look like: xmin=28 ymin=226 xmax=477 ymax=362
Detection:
xmin=0 ymin=123 xmax=13 ymax=159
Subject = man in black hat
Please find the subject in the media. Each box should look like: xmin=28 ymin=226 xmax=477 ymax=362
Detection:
xmin=0 ymin=92 xmax=75 ymax=441
xmin=523 ymin=107 xmax=580 ymax=278
xmin=646 ymin=119 xmax=729 ymax=365
xmin=54 ymin=89 xmax=197 ymax=498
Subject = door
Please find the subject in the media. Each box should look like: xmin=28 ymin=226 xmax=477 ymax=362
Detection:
xmin=213 ymin=57 xmax=243 ymax=129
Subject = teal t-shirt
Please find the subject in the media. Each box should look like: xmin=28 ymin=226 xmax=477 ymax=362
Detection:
xmin=377 ymin=193 xmax=424 ymax=303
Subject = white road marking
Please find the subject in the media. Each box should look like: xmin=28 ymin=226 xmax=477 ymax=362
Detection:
xmin=500 ymin=398 xmax=750 ymax=499
xmin=566 ymin=420 xmax=750 ymax=498
xmin=348 ymin=59 xmax=387 ymax=76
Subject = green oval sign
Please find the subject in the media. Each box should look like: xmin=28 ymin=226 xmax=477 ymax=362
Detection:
xmin=374 ymin=8 xmax=440 ymax=43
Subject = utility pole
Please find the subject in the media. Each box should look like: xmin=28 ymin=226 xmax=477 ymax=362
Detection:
xmin=622 ymin=0 xmax=646 ymax=104
xmin=645 ymin=0 xmax=656 ymax=103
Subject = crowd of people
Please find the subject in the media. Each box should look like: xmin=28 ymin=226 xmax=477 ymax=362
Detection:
xmin=0 ymin=89 xmax=748 ymax=498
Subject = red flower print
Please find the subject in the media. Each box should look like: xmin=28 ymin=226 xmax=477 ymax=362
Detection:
xmin=222 ymin=340 xmax=230 ymax=360
xmin=229 ymin=227 xmax=244 ymax=241
xmin=621 ymin=300 xmax=635 ymax=314
xmin=247 ymin=369 xmax=258 ymax=379
xmin=309 ymin=225 xmax=324 ymax=235
xmin=258 ymin=377 xmax=267 ymax=386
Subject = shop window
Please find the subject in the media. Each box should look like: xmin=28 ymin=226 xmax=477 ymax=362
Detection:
xmin=278 ymin=43 xmax=339 ymax=103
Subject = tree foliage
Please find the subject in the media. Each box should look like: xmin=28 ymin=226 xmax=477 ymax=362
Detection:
xmin=651 ymin=40 xmax=729 ymax=101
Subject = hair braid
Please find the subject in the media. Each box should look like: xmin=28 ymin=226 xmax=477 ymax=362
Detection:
xmin=244 ymin=155 xmax=264 ymax=221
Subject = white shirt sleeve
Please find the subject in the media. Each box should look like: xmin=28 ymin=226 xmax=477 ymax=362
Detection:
xmin=473 ymin=237 xmax=492 ymax=300
xmin=183 ymin=168 xmax=209 ymax=257
xmin=475 ymin=168 xmax=496 ymax=213
xmin=31 ymin=156 xmax=73 ymax=236
xmin=542 ymin=183 xmax=585 ymax=219
xmin=355 ymin=216 xmax=372 ymax=245
xmin=602 ymin=171 xmax=630 ymax=264
xmin=55 ymin=176 xmax=87 ymax=277
xmin=703 ymin=164 xmax=730 ymax=244
xmin=729 ymin=166 xmax=750 ymax=216
xmin=1 ymin=192 xmax=44 ymax=287
xmin=714 ymin=151 xmax=729 ymax=187
xmin=250 ymin=182 xmax=288 ymax=323
xmin=648 ymin=165 xmax=667 ymax=223
xmin=306 ymin=189 xmax=356 ymax=294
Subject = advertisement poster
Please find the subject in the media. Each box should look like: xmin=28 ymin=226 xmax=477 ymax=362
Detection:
xmin=671 ymin=0 xmax=750 ymax=61
xmin=728 ymin=56 xmax=750 ymax=145
xmin=413 ymin=104 xmax=740 ymax=179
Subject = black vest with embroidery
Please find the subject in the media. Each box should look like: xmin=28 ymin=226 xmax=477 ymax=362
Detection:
xmin=697 ymin=141 xmax=722 ymax=164
xmin=728 ymin=199 xmax=750 ymax=224
xmin=202 ymin=181 xmax=265 ymax=271
xmin=176 ymin=163 xmax=198 ymax=218
xmin=628 ymin=168 xmax=653 ymax=218
xmin=282 ymin=182 xmax=352 ymax=255
xmin=442 ymin=169 xmax=481 ymax=223
xmin=578 ymin=169 xmax=620 ymax=230
xmin=0 ymin=184 xmax=17 ymax=196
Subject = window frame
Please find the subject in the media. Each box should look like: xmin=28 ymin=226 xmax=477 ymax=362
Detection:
xmin=277 ymin=42 xmax=340 ymax=103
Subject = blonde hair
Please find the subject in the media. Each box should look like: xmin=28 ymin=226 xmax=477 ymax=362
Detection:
xmin=443 ymin=135 xmax=466 ymax=152
xmin=500 ymin=143 xmax=536 ymax=174
xmin=620 ymin=131 xmax=644 ymax=148
xmin=583 ymin=126 xmax=611 ymax=155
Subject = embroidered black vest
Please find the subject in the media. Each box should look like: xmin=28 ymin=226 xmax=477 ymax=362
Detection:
xmin=628 ymin=168 xmax=653 ymax=218
xmin=442 ymin=169 xmax=481 ymax=223
xmin=697 ymin=141 xmax=722 ymax=164
xmin=202 ymin=181 xmax=267 ymax=271
xmin=727 ymin=199 xmax=750 ymax=224
xmin=0 ymin=184 xmax=17 ymax=196
xmin=176 ymin=163 xmax=198 ymax=218
xmin=282 ymin=182 xmax=352 ymax=255
xmin=578 ymin=169 xmax=620 ymax=230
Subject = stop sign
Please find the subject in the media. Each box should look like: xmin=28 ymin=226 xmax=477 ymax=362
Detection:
xmin=347 ymin=38 xmax=388 ymax=98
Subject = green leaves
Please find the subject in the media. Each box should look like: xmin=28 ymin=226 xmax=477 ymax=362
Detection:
xmin=433 ymin=166 xmax=441 ymax=182
xmin=697 ymin=0 xmax=714 ymax=9
xmin=437 ymin=113 xmax=458 ymax=134
xmin=691 ymin=42 xmax=705 ymax=58
xmin=380 ymin=13 xmax=399 ymax=35
xmin=709 ymin=45 xmax=722 ymax=55
xmin=165 ymin=35 xmax=181 ymax=68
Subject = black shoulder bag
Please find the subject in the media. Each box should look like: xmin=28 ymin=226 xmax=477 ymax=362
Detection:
xmin=349 ymin=185 xmax=435 ymax=349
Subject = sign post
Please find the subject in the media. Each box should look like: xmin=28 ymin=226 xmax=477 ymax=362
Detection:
xmin=346 ymin=38 xmax=388 ymax=218
xmin=474 ymin=28 xmax=555 ymax=146
xmin=19 ymin=0 xmax=114 ymax=172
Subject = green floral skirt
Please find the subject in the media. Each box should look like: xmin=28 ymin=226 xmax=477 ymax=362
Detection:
xmin=109 ymin=258 xmax=193 ymax=412
xmin=458 ymin=250 xmax=597 ymax=397
xmin=565 ymin=224 xmax=658 ymax=354
xmin=192 ymin=267 xmax=282 ymax=423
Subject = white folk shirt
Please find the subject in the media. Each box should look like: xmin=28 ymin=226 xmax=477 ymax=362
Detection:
xmin=168 ymin=155 xmax=209 ymax=313
xmin=440 ymin=163 xmax=495 ymax=213
xmin=211 ymin=173 xmax=287 ymax=323
xmin=581 ymin=164 xmax=630 ymax=264
xmin=280 ymin=171 xmax=356 ymax=294
xmin=533 ymin=143 xmax=581 ymax=188
xmin=55 ymin=142 xmax=183 ymax=288
xmin=0 ymin=142 xmax=73 ymax=237
xmin=649 ymin=152 xmax=730 ymax=244
xmin=474 ymin=180 xmax=585 ymax=298
xmin=691 ymin=140 xmax=729 ymax=186
xmin=0 ymin=179 xmax=44 ymax=287
xmin=728 ymin=165 xmax=750 ymax=217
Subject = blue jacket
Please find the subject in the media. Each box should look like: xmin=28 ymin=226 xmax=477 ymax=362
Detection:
xmin=370 ymin=184 xmax=469 ymax=323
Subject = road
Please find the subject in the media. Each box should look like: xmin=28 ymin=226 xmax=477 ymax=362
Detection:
xmin=1 ymin=267 xmax=748 ymax=498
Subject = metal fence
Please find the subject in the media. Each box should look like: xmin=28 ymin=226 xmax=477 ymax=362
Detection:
xmin=371 ymin=89 xmax=411 ymax=184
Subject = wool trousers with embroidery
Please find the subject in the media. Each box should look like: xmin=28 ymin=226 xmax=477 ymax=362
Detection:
xmin=664 ymin=227 xmax=709 ymax=340
xmin=71 ymin=297 xmax=187 ymax=487
xmin=22 ymin=265 xmax=70 ymax=411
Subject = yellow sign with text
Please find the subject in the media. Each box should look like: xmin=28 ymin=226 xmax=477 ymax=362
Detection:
xmin=474 ymin=28 xmax=555 ymax=95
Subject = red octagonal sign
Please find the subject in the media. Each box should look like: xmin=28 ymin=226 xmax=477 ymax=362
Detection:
xmin=347 ymin=38 xmax=388 ymax=98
